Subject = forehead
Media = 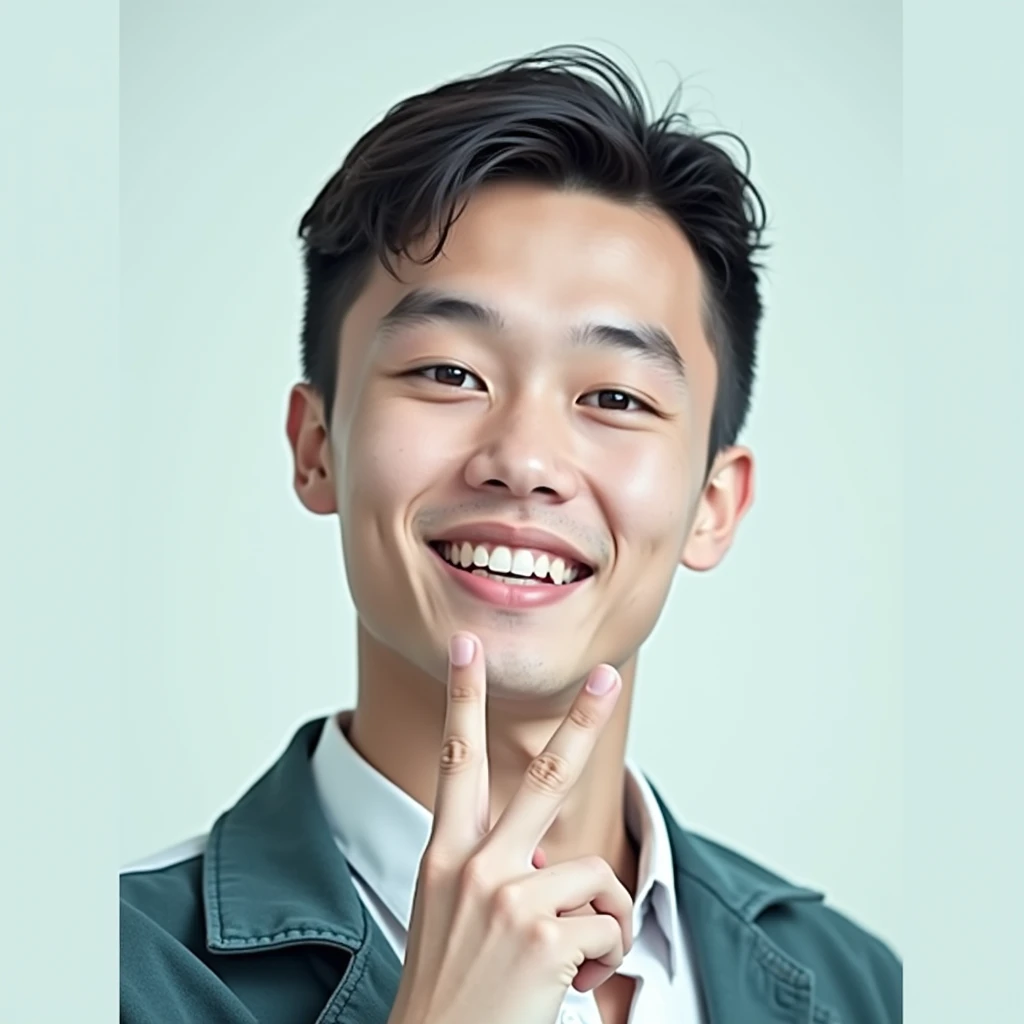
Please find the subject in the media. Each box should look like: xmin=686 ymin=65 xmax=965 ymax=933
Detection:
xmin=427 ymin=183 xmax=700 ymax=308
xmin=341 ymin=183 xmax=716 ymax=393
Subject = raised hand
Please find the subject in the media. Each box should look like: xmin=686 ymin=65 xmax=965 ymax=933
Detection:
xmin=387 ymin=631 xmax=631 ymax=1024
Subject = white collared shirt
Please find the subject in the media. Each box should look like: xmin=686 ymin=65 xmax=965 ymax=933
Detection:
xmin=312 ymin=713 xmax=704 ymax=1024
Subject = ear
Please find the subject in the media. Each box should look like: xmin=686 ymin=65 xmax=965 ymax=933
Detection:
xmin=285 ymin=383 xmax=338 ymax=516
xmin=681 ymin=446 xmax=755 ymax=572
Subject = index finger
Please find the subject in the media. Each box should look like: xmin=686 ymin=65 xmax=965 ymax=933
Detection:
xmin=430 ymin=632 xmax=490 ymax=853
xmin=486 ymin=663 xmax=621 ymax=861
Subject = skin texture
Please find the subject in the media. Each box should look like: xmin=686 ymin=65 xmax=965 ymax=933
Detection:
xmin=286 ymin=181 xmax=754 ymax=1020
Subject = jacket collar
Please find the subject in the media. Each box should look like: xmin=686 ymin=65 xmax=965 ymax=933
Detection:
xmin=650 ymin=785 xmax=835 ymax=1023
xmin=203 ymin=718 xmax=833 ymax=1022
xmin=203 ymin=719 xmax=404 ymax=1024
xmin=649 ymin=785 xmax=823 ymax=922
xmin=203 ymin=718 xmax=367 ymax=953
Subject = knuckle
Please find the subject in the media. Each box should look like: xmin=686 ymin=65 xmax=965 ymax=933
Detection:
xmin=447 ymin=684 xmax=477 ymax=703
xmin=589 ymin=857 xmax=628 ymax=901
xmin=604 ymin=911 xmax=624 ymax=943
xmin=595 ymin=915 xmax=623 ymax=958
xmin=525 ymin=917 xmax=560 ymax=954
xmin=458 ymin=855 xmax=492 ymax=896
xmin=492 ymin=882 xmax=525 ymax=924
xmin=438 ymin=736 xmax=474 ymax=775
xmin=524 ymin=752 xmax=571 ymax=795
xmin=567 ymin=701 xmax=601 ymax=730
xmin=419 ymin=846 xmax=456 ymax=884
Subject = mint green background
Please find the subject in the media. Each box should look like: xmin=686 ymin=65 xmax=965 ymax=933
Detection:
xmin=118 ymin=0 xmax=904 ymax=953
xmin=903 ymin=0 xmax=1023 ymax=1019
xmin=1 ymin=1 xmax=118 ymax=1021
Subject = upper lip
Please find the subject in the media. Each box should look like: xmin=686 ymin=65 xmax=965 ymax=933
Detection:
xmin=428 ymin=523 xmax=597 ymax=572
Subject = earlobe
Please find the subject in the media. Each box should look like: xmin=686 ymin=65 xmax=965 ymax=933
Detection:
xmin=286 ymin=384 xmax=338 ymax=516
xmin=681 ymin=447 xmax=755 ymax=572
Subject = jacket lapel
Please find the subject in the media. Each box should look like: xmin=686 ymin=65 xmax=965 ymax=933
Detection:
xmin=201 ymin=719 xmax=402 ymax=1024
xmin=315 ymin=911 xmax=402 ymax=1024
xmin=652 ymin=784 xmax=831 ymax=1023
xmin=676 ymin=868 xmax=817 ymax=1023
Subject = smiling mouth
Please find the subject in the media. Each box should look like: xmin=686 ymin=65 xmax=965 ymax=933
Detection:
xmin=427 ymin=540 xmax=594 ymax=586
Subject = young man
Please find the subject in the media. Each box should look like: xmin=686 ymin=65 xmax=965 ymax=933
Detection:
xmin=121 ymin=47 xmax=901 ymax=1024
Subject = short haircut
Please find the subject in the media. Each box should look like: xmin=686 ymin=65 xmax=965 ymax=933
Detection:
xmin=298 ymin=46 xmax=768 ymax=471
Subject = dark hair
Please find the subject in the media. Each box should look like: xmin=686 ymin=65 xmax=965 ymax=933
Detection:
xmin=298 ymin=45 xmax=767 ymax=471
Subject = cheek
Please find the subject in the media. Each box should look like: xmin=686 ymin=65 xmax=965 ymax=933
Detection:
xmin=338 ymin=400 xmax=453 ymax=518
xmin=598 ymin=436 xmax=693 ymax=547
xmin=333 ymin=401 xmax=453 ymax=636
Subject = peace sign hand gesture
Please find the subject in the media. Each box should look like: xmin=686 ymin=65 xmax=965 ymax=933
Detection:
xmin=387 ymin=632 xmax=631 ymax=1024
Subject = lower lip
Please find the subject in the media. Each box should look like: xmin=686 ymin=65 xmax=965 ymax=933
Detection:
xmin=429 ymin=546 xmax=590 ymax=609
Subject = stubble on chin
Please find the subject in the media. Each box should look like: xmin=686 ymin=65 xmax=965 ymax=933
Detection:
xmin=478 ymin=646 xmax=586 ymax=704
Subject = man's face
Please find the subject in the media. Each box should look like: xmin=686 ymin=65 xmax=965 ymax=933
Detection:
xmin=290 ymin=182 xmax=752 ymax=698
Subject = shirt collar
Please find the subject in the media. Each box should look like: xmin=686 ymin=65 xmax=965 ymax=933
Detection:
xmin=311 ymin=711 xmax=433 ymax=933
xmin=311 ymin=711 xmax=685 ymax=977
xmin=624 ymin=757 xmax=685 ymax=977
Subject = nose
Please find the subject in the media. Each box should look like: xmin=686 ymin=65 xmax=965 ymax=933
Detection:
xmin=463 ymin=402 xmax=579 ymax=502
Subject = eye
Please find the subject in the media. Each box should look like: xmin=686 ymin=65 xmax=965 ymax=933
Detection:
xmin=415 ymin=364 xmax=485 ymax=390
xmin=579 ymin=389 xmax=652 ymax=413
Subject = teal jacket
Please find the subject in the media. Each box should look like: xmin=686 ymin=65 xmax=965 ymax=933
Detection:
xmin=120 ymin=719 xmax=901 ymax=1023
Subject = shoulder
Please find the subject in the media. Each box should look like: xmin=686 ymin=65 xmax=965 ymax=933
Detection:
xmin=120 ymin=836 xmax=222 ymax=1023
xmin=758 ymin=894 xmax=901 ymax=1021
xmin=120 ymin=834 xmax=208 ymax=939
xmin=686 ymin=832 xmax=902 ymax=1021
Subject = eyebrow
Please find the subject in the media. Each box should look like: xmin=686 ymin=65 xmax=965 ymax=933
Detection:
xmin=378 ymin=287 xmax=506 ymax=336
xmin=376 ymin=287 xmax=687 ymax=388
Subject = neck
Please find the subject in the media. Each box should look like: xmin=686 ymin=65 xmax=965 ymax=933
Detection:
xmin=347 ymin=622 xmax=640 ymax=895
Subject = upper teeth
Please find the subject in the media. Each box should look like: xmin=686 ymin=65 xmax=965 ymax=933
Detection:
xmin=439 ymin=542 xmax=582 ymax=585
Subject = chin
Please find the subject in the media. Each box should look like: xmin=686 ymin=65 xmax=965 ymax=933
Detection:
xmin=476 ymin=646 xmax=583 ymax=702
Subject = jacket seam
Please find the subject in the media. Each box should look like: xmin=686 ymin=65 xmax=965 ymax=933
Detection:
xmin=752 ymin=936 xmax=811 ymax=988
xmin=205 ymin=820 xmax=360 ymax=950
xmin=211 ymin=927 xmax=358 ymax=948
xmin=314 ymin=907 xmax=374 ymax=1024
xmin=206 ymin=819 xmax=225 ymax=945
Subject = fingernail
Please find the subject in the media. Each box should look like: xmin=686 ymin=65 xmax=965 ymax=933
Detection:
xmin=449 ymin=633 xmax=474 ymax=667
xmin=585 ymin=665 xmax=618 ymax=696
